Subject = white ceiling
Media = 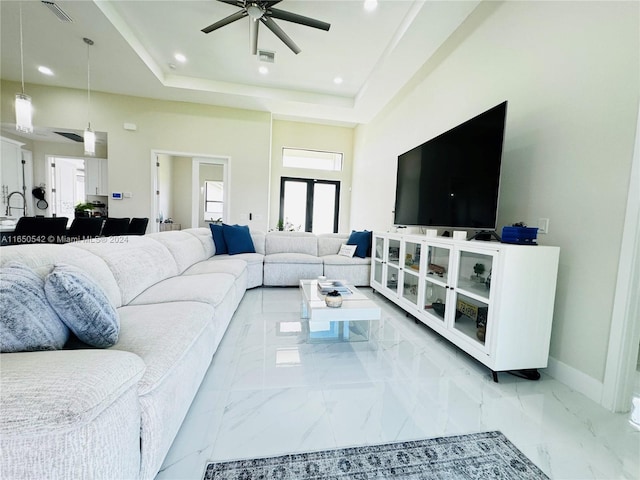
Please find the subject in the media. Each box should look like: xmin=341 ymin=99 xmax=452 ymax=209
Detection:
xmin=0 ymin=0 xmax=480 ymax=129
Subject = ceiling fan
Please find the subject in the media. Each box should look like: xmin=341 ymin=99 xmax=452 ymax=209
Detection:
xmin=201 ymin=0 xmax=330 ymax=55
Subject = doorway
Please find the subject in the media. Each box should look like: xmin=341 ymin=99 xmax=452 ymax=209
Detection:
xmin=151 ymin=150 xmax=229 ymax=232
xmin=278 ymin=177 xmax=339 ymax=233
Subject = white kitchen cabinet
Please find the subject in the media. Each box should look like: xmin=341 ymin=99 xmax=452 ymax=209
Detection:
xmin=85 ymin=158 xmax=108 ymax=196
xmin=371 ymin=232 xmax=560 ymax=381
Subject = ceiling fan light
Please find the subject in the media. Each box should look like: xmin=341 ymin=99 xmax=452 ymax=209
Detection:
xmin=15 ymin=93 xmax=33 ymax=133
xmin=247 ymin=4 xmax=264 ymax=20
xmin=84 ymin=127 xmax=96 ymax=156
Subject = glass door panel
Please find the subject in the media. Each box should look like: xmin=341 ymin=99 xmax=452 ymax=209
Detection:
xmin=401 ymin=270 xmax=419 ymax=306
xmin=423 ymin=281 xmax=448 ymax=322
xmin=425 ymin=245 xmax=451 ymax=284
xmin=373 ymin=261 xmax=383 ymax=284
xmin=281 ymin=180 xmax=307 ymax=231
xmin=457 ymin=250 xmax=494 ymax=300
xmin=311 ymin=182 xmax=336 ymax=234
xmin=403 ymin=240 xmax=421 ymax=274
xmin=388 ymin=238 xmax=401 ymax=267
xmin=453 ymin=292 xmax=489 ymax=346
xmin=374 ymin=236 xmax=384 ymax=261
xmin=386 ymin=264 xmax=400 ymax=293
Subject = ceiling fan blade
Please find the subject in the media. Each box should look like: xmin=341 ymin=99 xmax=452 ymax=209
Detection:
xmin=216 ymin=0 xmax=245 ymax=6
xmin=261 ymin=16 xmax=301 ymax=54
xmin=249 ymin=18 xmax=259 ymax=55
xmin=201 ymin=10 xmax=247 ymax=34
xmin=267 ymin=7 xmax=330 ymax=31
xmin=263 ymin=1 xmax=283 ymax=7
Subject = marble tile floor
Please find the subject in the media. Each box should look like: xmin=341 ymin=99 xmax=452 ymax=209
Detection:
xmin=157 ymin=287 xmax=639 ymax=480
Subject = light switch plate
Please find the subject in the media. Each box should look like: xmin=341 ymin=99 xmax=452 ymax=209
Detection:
xmin=538 ymin=218 xmax=549 ymax=234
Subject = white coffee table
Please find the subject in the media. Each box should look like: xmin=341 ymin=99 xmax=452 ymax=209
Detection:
xmin=299 ymin=279 xmax=381 ymax=342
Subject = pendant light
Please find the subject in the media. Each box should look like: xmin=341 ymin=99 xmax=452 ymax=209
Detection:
xmin=15 ymin=2 xmax=33 ymax=134
xmin=83 ymin=37 xmax=95 ymax=156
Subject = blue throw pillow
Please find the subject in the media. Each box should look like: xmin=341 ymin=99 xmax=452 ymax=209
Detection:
xmin=347 ymin=230 xmax=372 ymax=258
xmin=210 ymin=223 xmax=228 ymax=255
xmin=0 ymin=263 xmax=69 ymax=353
xmin=222 ymin=224 xmax=256 ymax=255
xmin=44 ymin=264 xmax=120 ymax=348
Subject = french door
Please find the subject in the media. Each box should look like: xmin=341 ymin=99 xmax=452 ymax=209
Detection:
xmin=279 ymin=177 xmax=340 ymax=233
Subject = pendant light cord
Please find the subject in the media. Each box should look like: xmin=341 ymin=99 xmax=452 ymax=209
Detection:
xmin=19 ymin=2 xmax=25 ymax=95
xmin=84 ymin=37 xmax=94 ymax=129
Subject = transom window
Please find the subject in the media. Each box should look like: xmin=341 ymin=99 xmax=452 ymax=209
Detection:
xmin=282 ymin=147 xmax=343 ymax=172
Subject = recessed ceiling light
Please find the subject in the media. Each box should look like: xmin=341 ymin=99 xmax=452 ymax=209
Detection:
xmin=259 ymin=65 xmax=269 ymax=75
xmin=333 ymin=76 xmax=343 ymax=85
xmin=364 ymin=0 xmax=378 ymax=12
xmin=174 ymin=53 xmax=187 ymax=63
xmin=38 ymin=66 xmax=54 ymax=76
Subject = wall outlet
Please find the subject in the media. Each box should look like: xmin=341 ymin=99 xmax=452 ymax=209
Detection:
xmin=538 ymin=218 xmax=549 ymax=234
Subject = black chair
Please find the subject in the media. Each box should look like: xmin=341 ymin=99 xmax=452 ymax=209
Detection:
xmin=11 ymin=216 xmax=69 ymax=245
xmin=67 ymin=217 xmax=104 ymax=241
xmin=128 ymin=217 xmax=149 ymax=235
xmin=101 ymin=217 xmax=130 ymax=237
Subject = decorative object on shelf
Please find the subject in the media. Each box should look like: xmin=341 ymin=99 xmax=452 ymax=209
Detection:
xmin=501 ymin=222 xmax=538 ymax=245
xmin=325 ymin=290 xmax=342 ymax=308
xmin=485 ymin=269 xmax=492 ymax=290
xmin=15 ymin=2 xmax=33 ymax=134
xmin=405 ymin=253 xmax=413 ymax=266
xmin=477 ymin=324 xmax=486 ymax=342
xmin=428 ymin=263 xmax=445 ymax=277
xmin=472 ymin=263 xmax=486 ymax=283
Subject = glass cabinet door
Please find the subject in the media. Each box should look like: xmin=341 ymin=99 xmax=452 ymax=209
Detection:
xmin=371 ymin=235 xmax=385 ymax=286
xmin=400 ymin=240 xmax=421 ymax=307
xmin=451 ymin=248 xmax=497 ymax=348
xmin=422 ymin=244 xmax=452 ymax=323
xmin=385 ymin=237 xmax=401 ymax=294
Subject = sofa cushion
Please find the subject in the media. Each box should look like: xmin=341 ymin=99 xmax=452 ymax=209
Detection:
xmin=265 ymin=232 xmax=318 ymax=256
xmin=223 ymin=224 xmax=255 ymax=255
xmin=263 ymin=252 xmax=323 ymax=265
xmin=72 ymin=237 xmax=180 ymax=305
xmin=209 ymin=223 xmax=228 ymax=255
xmin=182 ymin=228 xmax=216 ymax=258
xmin=146 ymin=231 xmax=210 ymax=273
xmin=0 ymin=349 xmax=144 ymax=435
xmin=183 ymin=258 xmax=249 ymax=278
xmin=112 ymin=302 xmax=215 ymax=395
xmin=44 ymin=264 xmax=119 ymax=348
xmin=0 ymin=244 xmax=122 ymax=308
xmin=0 ymin=263 xmax=69 ymax=353
xmin=347 ymin=230 xmax=372 ymax=258
xmin=129 ymin=272 xmax=237 ymax=308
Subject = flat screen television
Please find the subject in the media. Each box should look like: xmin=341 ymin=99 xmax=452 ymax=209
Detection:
xmin=393 ymin=101 xmax=507 ymax=231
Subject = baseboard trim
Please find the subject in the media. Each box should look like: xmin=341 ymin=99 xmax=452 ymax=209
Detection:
xmin=545 ymin=356 xmax=604 ymax=406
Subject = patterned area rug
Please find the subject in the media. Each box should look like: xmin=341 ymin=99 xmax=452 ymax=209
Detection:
xmin=203 ymin=431 xmax=548 ymax=479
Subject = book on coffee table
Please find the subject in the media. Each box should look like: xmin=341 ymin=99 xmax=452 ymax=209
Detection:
xmin=317 ymin=280 xmax=352 ymax=295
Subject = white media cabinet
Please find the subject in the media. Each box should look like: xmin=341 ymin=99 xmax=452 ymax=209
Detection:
xmin=370 ymin=232 xmax=560 ymax=381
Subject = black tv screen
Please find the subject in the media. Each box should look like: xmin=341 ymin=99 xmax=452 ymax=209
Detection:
xmin=394 ymin=101 xmax=507 ymax=230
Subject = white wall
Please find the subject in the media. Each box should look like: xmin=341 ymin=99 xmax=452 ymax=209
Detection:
xmin=351 ymin=1 xmax=639 ymax=392
xmin=270 ymin=119 xmax=354 ymax=232
xmin=1 ymin=81 xmax=272 ymax=232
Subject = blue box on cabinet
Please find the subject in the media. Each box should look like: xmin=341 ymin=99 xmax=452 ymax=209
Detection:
xmin=501 ymin=226 xmax=538 ymax=245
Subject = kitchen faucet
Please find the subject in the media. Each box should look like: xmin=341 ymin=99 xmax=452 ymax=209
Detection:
xmin=5 ymin=191 xmax=27 ymax=217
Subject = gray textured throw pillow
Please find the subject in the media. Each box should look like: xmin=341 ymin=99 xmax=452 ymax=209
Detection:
xmin=0 ymin=263 xmax=70 ymax=353
xmin=44 ymin=264 xmax=120 ymax=348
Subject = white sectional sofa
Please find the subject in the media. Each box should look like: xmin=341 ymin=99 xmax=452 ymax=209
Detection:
xmin=0 ymin=227 xmax=370 ymax=479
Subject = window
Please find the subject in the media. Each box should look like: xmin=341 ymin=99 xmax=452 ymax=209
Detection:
xmin=204 ymin=180 xmax=224 ymax=222
xmin=282 ymin=148 xmax=343 ymax=172
xmin=279 ymin=177 xmax=340 ymax=233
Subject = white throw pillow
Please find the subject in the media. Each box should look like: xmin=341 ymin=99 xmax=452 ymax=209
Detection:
xmin=338 ymin=244 xmax=357 ymax=257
